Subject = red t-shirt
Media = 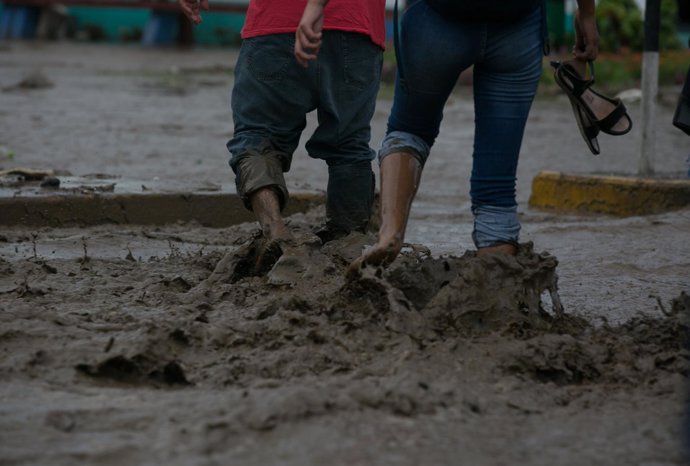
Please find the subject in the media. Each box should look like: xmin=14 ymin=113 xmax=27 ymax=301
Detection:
xmin=242 ymin=0 xmax=386 ymax=49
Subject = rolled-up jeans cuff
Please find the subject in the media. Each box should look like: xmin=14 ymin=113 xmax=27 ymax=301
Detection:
xmin=235 ymin=151 xmax=289 ymax=211
xmin=378 ymin=131 xmax=430 ymax=166
xmin=471 ymin=205 xmax=521 ymax=249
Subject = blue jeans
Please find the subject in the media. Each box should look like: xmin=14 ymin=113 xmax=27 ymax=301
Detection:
xmin=228 ymin=32 xmax=382 ymax=211
xmin=381 ymin=2 xmax=544 ymax=248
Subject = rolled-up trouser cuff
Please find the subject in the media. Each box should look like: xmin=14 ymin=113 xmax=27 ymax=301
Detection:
xmin=471 ymin=204 xmax=521 ymax=249
xmin=379 ymin=130 xmax=430 ymax=166
xmin=234 ymin=150 xmax=289 ymax=211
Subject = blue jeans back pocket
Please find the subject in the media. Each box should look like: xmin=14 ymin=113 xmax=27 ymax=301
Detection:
xmin=342 ymin=33 xmax=382 ymax=92
xmin=246 ymin=35 xmax=294 ymax=83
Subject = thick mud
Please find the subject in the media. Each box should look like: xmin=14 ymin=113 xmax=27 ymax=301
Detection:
xmin=1 ymin=210 xmax=688 ymax=465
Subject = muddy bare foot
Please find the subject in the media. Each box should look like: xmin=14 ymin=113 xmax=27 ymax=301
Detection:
xmin=250 ymin=187 xmax=293 ymax=245
xmin=347 ymin=234 xmax=403 ymax=279
xmin=253 ymin=236 xmax=290 ymax=276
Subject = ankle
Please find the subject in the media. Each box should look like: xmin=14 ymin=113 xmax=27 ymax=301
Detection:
xmin=250 ymin=187 xmax=291 ymax=241
xmin=262 ymin=222 xmax=292 ymax=242
xmin=477 ymin=243 xmax=517 ymax=257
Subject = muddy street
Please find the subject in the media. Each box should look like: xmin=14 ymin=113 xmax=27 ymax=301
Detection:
xmin=1 ymin=42 xmax=689 ymax=465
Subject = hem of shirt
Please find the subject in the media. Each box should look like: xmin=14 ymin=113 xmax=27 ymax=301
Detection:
xmin=241 ymin=26 xmax=386 ymax=49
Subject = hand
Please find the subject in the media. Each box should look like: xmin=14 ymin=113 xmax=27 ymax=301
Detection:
xmin=179 ymin=0 xmax=209 ymax=25
xmin=295 ymin=1 xmax=326 ymax=68
xmin=573 ymin=8 xmax=599 ymax=62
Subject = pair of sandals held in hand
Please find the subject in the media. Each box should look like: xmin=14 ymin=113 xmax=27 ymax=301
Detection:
xmin=551 ymin=60 xmax=633 ymax=155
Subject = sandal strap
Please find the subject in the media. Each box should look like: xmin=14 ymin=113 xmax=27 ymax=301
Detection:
xmin=596 ymin=100 xmax=627 ymax=131
xmin=552 ymin=60 xmax=596 ymax=97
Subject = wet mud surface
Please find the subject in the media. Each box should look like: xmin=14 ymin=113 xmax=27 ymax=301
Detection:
xmin=1 ymin=211 xmax=689 ymax=465
xmin=1 ymin=43 xmax=690 ymax=465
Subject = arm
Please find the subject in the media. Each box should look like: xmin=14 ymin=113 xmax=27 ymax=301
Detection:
xmin=295 ymin=0 xmax=329 ymax=68
xmin=178 ymin=0 xmax=210 ymax=25
xmin=573 ymin=0 xmax=599 ymax=62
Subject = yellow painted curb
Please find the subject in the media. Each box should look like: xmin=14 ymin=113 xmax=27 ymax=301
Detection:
xmin=529 ymin=170 xmax=690 ymax=216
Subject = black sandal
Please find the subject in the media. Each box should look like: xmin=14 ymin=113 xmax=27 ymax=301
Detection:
xmin=551 ymin=61 xmax=632 ymax=153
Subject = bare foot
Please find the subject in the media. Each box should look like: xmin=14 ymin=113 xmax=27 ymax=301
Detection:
xmin=250 ymin=187 xmax=293 ymax=242
xmin=347 ymin=233 xmax=403 ymax=278
xmin=477 ymin=243 xmax=517 ymax=257
xmin=254 ymin=218 xmax=293 ymax=274
xmin=253 ymin=237 xmax=287 ymax=275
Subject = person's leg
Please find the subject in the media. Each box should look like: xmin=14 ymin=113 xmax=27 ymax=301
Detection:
xmin=227 ymin=34 xmax=317 ymax=241
xmin=349 ymin=2 xmax=480 ymax=272
xmin=321 ymin=161 xmax=375 ymax=239
xmin=348 ymin=151 xmax=422 ymax=273
xmin=470 ymin=8 xmax=544 ymax=255
xmin=305 ymin=31 xmax=382 ymax=240
xmin=250 ymin=187 xmax=292 ymax=241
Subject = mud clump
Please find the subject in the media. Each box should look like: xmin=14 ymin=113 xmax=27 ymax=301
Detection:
xmin=381 ymin=243 xmax=576 ymax=339
xmin=505 ymin=292 xmax=690 ymax=386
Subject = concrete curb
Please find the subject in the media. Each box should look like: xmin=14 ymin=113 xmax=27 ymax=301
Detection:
xmin=0 ymin=191 xmax=326 ymax=227
xmin=529 ymin=170 xmax=690 ymax=216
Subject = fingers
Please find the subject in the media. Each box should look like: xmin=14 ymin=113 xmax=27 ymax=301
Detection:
xmin=294 ymin=2 xmax=325 ymax=67
xmin=294 ymin=25 xmax=322 ymax=68
xmin=178 ymin=0 xmax=203 ymax=24
xmin=299 ymin=23 xmax=322 ymax=45
xmin=574 ymin=45 xmax=598 ymax=62
xmin=573 ymin=29 xmax=599 ymax=61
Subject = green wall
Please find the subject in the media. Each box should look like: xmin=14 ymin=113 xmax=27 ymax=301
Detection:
xmin=65 ymin=7 xmax=244 ymax=44
xmin=67 ymin=7 xmax=149 ymax=41
xmin=192 ymin=12 xmax=245 ymax=45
